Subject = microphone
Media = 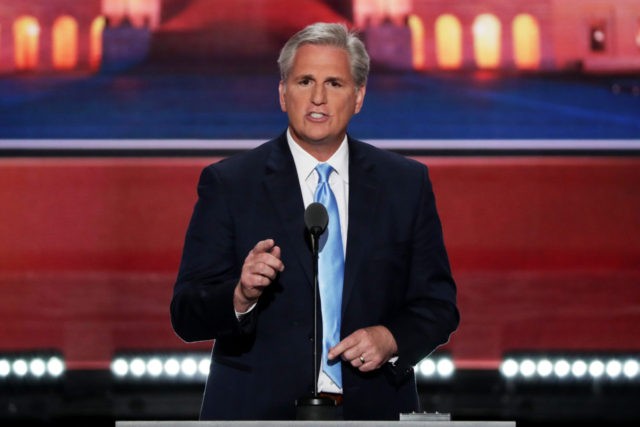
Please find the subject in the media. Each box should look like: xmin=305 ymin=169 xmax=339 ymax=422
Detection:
xmin=296 ymin=202 xmax=339 ymax=419
xmin=304 ymin=202 xmax=328 ymax=238
xmin=303 ymin=202 xmax=328 ymax=393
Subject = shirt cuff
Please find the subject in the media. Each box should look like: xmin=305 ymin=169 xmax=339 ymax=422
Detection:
xmin=235 ymin=302 xmax=257 ymax=321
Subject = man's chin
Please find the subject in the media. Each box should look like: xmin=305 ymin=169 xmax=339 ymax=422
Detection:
xmin=300 ymin=132 xmax=344 ymax=146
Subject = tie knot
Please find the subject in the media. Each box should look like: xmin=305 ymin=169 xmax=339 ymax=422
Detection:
xmin=315 ymin=163 xmax=334 ymax=184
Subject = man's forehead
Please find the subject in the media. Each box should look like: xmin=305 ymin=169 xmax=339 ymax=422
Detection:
xmin=290 ymin=45 xmax=353 ymax=77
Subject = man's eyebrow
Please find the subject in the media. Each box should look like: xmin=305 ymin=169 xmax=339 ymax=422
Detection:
xmin=291 ymin=74 xmax=347 ymax=83
xmin=294 ymin=74 xmax=315 ymax=80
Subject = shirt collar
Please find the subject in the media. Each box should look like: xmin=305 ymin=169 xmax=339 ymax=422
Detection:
xmin=286 ymin=129 xmax=349 ymax=184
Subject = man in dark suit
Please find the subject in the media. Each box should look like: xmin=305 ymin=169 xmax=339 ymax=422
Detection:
xmin=170 ymin=22 xmax=459 ymax=420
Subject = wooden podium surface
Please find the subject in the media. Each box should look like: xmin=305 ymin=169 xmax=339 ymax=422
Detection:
xmin=117 ymin=422 xmax=515 ymax=426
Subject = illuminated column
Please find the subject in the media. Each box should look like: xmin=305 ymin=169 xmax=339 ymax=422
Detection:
xmin=14 ymin=16 xmax=41 ymax=72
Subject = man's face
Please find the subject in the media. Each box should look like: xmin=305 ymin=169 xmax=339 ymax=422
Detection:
xmin=279 ymin=44 xmax=366 ymax=154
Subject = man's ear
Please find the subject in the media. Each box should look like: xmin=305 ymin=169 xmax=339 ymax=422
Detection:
xmin=278 ymin=81 xmax=287 ymax=112
xmin=354 ymin=85 xmax=366 ymax=114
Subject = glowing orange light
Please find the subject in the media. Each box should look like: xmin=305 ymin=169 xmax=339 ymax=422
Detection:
xmin=14 ymin=16 xmax=40 ymax=71
xmin=53 ymin=16 xmax=78 ymax=70
xmin=435 ymin=14 xmax=462 ymax=69
xmin=26 ymin=23 xmax=40 ymax=37
xmin=513 ymin=14 xmax=540 ymax=70
xmin=473 ymin=14 xmax=501 ymax=69
xmin=90 ymin=17 xmax=106 ymax=70
xmin=408 ymin=15 xmax=426 ymax=70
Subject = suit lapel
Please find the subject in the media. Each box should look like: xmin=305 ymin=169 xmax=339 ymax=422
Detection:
xmin=342 ymin=139 xmax=379 ymax=316
xmin=263 ymin=135 xmax=313 ymax=286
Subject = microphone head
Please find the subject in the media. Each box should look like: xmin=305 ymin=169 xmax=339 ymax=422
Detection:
xmin=304 ymin=202 xmax=328 ymax=236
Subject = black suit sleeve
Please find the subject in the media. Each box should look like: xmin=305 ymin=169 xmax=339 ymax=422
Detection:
xmin=170 ymin=166 xmax=256 ymax=342
xmin=383 ymin=165 xmax=460 ymax=379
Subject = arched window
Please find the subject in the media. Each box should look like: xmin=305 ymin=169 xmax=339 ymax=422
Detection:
xmin=473 ymin=14 xmax=501 ymax=69
xmin=407 ymin=15 xmax=426 ymax=70
xmin=14 ymin=16 xmax=40 ymax=71
xmin=53 ymin=16 xmax=78 ymax=70
xmin=513 ymin=14 xmax=540 ymax=70
xmin=435 ymin=14 xmax=462 ymax=69
xmin=90 ymin=17 xmax=106 ymax=70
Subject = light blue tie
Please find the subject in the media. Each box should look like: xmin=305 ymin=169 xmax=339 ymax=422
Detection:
xmin=314 ymin=163 xmax=344 ymax=388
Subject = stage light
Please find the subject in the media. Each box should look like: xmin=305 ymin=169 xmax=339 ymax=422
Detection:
xmin=520 ymin=359 xmax=536 ymax=378
xmin=571 ymin=360 xmax=588 ymax=378
xmin=500 ymin=359 xmax=518 ymax=378
xmin=418 ymin=359 xmax=436 ymax=376
xmin=0 ymin=359 xmax=10 ymax=377
xmin=13 ymin=359 xmax=28 ymax=377
xmin=181 ymin=358 xmax=197 ymax=377
xmin=606 ymin=360 xmax=622 ymax=378
xmin=29 ymin=358 xmax=46 ymax=377
xmin=198 ymin=358 xmax=210 ymax=376
xmin=553 ymin=359 xmax=571 ymax=378
xmin=130 ymin=358 xmax=146 ymax=377
xmin=415 ymin=354 xmax=454 ymax=380
xmin=147 ymin=358 xmax=163 ymax=377
xmin=111 ymin=358 xmax=129 ymax=377
xmin=536 ymin=359 xmax=553 ymax=377
xmin=589 ymin=360 xmax=605 ymax=378
xmin=46 ymin=356 xmax=65 ymax=377
xmin=164 ymin=358 xmax=180 ymax=377
xmin=437 ymin=358 xmax=455 ymax=378
xmin=623 ymin=359 xmax=639 ymax=379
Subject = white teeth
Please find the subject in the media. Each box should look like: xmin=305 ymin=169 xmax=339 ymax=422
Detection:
xmin=310 ymin=113 xmax=324 ymax=119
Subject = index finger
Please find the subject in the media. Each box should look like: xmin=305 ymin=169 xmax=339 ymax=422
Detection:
xmin=252 ymin=239 xmax=276 ymax=254
xmin=328 ymin=335 xmax=358 ymax=360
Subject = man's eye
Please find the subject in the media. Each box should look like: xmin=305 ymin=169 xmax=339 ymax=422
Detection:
xmin=299 ymin=79 xmax=311 ymax=86
xmin=329 ymin=81 xmax=342 ymax=88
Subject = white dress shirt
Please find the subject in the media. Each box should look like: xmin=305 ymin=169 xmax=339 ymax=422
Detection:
xmin=287 ymin=129 xmax=349 ymax=394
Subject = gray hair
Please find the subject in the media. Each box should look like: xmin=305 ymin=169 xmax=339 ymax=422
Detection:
xmin=277 ymin=22 xmax=370 ymax=88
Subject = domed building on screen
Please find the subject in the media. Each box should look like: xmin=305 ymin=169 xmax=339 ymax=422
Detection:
xmin=0 ymin=0 xmax=638 ymax=74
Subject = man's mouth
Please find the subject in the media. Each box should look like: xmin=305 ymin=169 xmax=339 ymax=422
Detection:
xmin=309 ymin=112 xmax=328 ymax=119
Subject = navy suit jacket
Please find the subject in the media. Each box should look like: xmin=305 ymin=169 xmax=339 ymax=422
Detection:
xmin=170 ymin=133 xmax=459 ymax=420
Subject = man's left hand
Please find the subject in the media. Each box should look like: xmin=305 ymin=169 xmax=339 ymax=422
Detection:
xmin=328 ymin=325 xmax=398 ymax=372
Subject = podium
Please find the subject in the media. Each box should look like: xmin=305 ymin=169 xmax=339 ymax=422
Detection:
xmin=116 ymin=422 xmax=515 ymax=426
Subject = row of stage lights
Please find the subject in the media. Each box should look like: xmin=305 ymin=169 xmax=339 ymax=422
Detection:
xmin=500 ymin=355 xmax=640 ymax=382
xmin=0 ymin=353 xmax=65 ymax=380
xmin=108 ymin=353 xmax=457 ymax=381
xmin=110 ymin=353 xmax=640 ymax=383
xmin=2 ymin=351 xmax=639 ymax=384
xmin=111 ymin=353 xmax=211 ymax=382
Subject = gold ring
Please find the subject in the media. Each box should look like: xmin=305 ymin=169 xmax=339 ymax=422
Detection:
xmin=359 ymin=355 xmax=365 ymax=364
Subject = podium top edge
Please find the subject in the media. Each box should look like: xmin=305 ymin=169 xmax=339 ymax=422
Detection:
xmin=116 ymin=421 xmax=516 ymax=427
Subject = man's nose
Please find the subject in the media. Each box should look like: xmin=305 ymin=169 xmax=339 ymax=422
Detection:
xmin=311 ymin=84 xmax=327 ymax=105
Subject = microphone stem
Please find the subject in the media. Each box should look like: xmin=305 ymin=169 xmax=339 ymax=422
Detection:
xmin=312 ymin=234 xmax=320 ymax=397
